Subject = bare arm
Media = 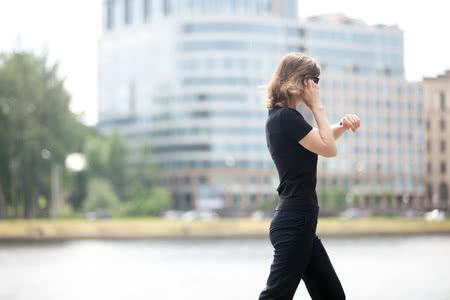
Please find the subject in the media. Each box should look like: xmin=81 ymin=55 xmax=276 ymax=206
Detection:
xmin=312 ymin=122 xmax=346 ymax=141
xmin=297 ymin=80 xmax=337 ymax=157
xmin=300 ymin=104 xmax=337 ymax=157
xmin=312 ymin=114 xmax=360 ymax=142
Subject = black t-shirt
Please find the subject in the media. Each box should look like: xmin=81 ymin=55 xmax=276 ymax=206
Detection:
xmin=266 ymin=106 xmax=319 ymax=209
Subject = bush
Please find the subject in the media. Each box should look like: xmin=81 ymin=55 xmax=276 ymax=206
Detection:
xmin=83 ymin=177 xmax=121 ymax=215
xmin=122 ymin=186 xmax=171 ymax=217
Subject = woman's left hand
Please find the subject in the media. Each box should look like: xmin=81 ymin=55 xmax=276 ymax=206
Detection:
xmin=340 ymin=114 xmax=360 ymax=132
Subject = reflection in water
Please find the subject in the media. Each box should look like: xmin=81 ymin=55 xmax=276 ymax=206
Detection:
xmin=1 ymin=234 xmax=449 ymax=300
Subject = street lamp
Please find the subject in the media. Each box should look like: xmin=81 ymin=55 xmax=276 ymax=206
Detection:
xmin=65 ymin=153 xmax=86 ymax=172
xmin=41 ymin=150 xmax=86 ymax=218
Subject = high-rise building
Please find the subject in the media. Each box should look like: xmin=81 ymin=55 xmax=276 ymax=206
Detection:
xmin=300 ymin=14 xmax=424 ymax=213
xmin=423 ymin=70 xmax=450 ymax=212
xmin=97 ymin=1 xmax=424 ymax=215
xmin=98 ymin=0 xmax=301 ymax=216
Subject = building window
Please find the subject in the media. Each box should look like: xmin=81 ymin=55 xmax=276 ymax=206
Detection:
xmin=249 ymin=176 xmax=256 ymax=184
xmin=106 ymin=0 xmax=115 ymax=30
xmin=170 ymin=176 xmax=178 ymax=184
xmin=441 ymin=161 xmax=446 ymax=174
xmin=199 ymin=176 xmax=208 ymax=184
xmin=233 ymin=193 xmax=241 ymax=207
xmin=163 ymin=0 xmax=170 ymax=16
xmin=427 ymin=184 xmax=433 ymax=201
xmin=440 ymin=91 xmax=446 ymax=112
xmin=427 ymin=140 xmax=431 ymax=153
xmin=439 ymin=182 xmax=448 ymax=201
xmin=440 ymin=119 xmax=445 ymax=130
xmin=124 ymin=0 xmax=132 ymax=25
xmin=143 ymin=0 xmax=151 ymax=20
xmin=427 ymin=161 xmax=432 ymax=174
xmin=441 ymin=140 xmax=446 ymax=153
xmin=249 ymin=193 xmax=257 ymax=204
xmin=426 ymin=119 xmax=430 ymax=130
xmin=185 ymin=193 xmax=192 ymax=208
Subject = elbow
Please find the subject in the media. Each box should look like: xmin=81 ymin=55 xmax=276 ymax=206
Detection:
xmin=324 ymin=146 xmax=337 ymax=158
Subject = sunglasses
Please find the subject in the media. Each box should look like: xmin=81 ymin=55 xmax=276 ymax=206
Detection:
xmin=311 ymin=77 xmax=320 ymax=84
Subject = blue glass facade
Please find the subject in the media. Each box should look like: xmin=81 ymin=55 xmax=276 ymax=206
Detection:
xmin=103 ymin=0 xmax=297 ymax=31
xmin=99 ymin=2 xmax=423 ymax=210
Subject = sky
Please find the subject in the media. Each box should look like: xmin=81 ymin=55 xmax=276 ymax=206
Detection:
xmin=0 ymin=0 xmax=448 ymax=126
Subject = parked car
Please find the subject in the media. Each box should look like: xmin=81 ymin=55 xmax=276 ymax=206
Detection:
xmin=400 ymin=208 xmax=423 ymax=218
xmin=161 ymin=210 xmax=185 ymax=219
xmin=337 ymin=208 xmax=369 ymax=219
xmin=86 ymin=209 xmax=112 ymax=220
xmin=424 ymin=209 xmax=446 ymax=222
xmin=181 ymin=209 xmax=219 ymax=221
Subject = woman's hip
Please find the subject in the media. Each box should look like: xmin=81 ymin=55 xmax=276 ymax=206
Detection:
xmin=269 ymin=208 xmax=318 ymax=249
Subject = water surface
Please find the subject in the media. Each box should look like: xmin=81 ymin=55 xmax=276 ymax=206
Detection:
xmin=1 ymin=234 xmax=449 ymax=300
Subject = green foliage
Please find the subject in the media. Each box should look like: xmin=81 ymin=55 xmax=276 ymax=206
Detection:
xmin=82 ymin=133 xmax=162 ymax=205
xmin=383 ymin=189 xmax=394 ymax=209
xmin=83 ymin=177 xmax=120 ymax=213
xmin=0 ymin=51 xmax=174 ymax=219
xmin=319 ymin=185 xmax=349 ymax=211
xmin=108 ymin=130 xmax=128 ymax=200
xmin=59 ymin=202 xmax=80 ymax=218
xmin=84 ymin=135 xmax=111 ymax=177
xmin=259 ymin=194 xmax=278 ymax=212
xmin=127 ymin=140 xmax=161 ymax=190
xmin=351 ymin=191 xmax=362 ymax=207
xmin=122 ymin=186 xmax=171 ymax=217
xmin=334 ymin=185 xmax=347 ymax=210
xmin=318 ymin=186 xmax=331 ymax=208
xmin=0 ymin=51 xmax=90 ymax=218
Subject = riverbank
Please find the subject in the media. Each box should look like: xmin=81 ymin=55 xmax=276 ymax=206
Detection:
xmin=1 ymin=217 xmax=450 ymax=241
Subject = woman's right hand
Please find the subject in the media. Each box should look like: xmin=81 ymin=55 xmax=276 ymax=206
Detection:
xmin=301 ymin=78 xmax=321 ymax=109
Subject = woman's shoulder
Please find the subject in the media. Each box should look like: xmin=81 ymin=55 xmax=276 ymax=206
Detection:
xmin=278 ymin=107 xmax=306 ymax=120
xmin=269 ymin=106 xmax=300 ymax=115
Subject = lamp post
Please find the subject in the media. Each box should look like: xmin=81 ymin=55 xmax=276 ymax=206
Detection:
xmin=41 ymin=150 xmax=86 ymax=218
xmin=41 ymin=149 xmax=58 ymax=218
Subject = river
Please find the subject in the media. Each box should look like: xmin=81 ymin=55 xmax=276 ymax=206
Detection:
xmin=1 ymin=234 xmax=449 ymax=300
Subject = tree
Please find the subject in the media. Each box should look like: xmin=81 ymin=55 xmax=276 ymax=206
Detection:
xmin=123 ymin=186 xmax=171 ymax=217
xmin=334 ymin=185 xmax=347 ymax=210
xmin=108 ymin=130 xmax=128 ymax=200
xmin=83 ymin=177 xmax=120 ymax=213
xmin=383 ymin=189 xmax=394 ymax=209
xmin=82 ymin=130 xmax=133 ymax=203
xmin=0 ymin=51 xmax=89 ymax=218
xmin=318 ymin=186 xmax=332 ymax=209
xmin=259 ymin=194 xmax=278 ymax=212
xmin=351 ymin=191 xmax=362 ymax=208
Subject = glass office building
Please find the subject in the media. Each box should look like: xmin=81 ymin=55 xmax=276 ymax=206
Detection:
xmin=98 ymin=2 xmax=424 ymax=214
xmin=299 ymin=14 xmax=424 ymax=212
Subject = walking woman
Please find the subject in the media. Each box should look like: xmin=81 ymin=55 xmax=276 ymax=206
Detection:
xmin=258 ymin=52 xmax=360 ymax=299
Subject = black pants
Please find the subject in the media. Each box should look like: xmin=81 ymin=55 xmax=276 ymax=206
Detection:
xmin=258 ymin=206 xmax=346 ymax=300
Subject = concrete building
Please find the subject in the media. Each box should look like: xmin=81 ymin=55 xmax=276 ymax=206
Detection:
xmin=98 ymin=0 xmax=299 ymax=216
xmin=423 ymin=70 xmax=450 ymax=212
xmin=298 ymin=14 xmax=425 ymax=214
xmin=97 ymin=1 xmax=425 ymax=215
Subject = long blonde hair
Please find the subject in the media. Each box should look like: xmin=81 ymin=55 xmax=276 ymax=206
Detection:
xmin=266 ymin=52 xmax=321 ymax=109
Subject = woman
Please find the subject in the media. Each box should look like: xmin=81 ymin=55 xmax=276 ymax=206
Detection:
xmin=258 ymin=52 xmax=360 ymax=300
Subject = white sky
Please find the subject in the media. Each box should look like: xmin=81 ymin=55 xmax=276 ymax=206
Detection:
xmin=0 ymin=0 xmax=448 ymax=126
